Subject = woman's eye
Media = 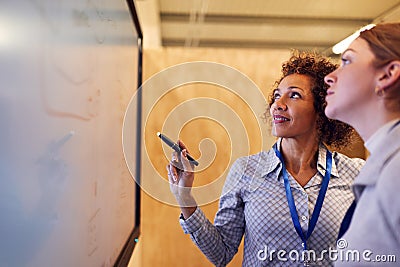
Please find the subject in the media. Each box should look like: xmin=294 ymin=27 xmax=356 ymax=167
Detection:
xmin=273 ymin=93 xmax=280 ymax=100
xmin=290 ymin=92 xmax=301 ymax=99
xmin=341 ymin=57 xmax=350 ymax=66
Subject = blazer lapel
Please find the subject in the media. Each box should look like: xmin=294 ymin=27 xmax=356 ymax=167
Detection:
xmin=353 ymin=123 xmax=400 ymax=200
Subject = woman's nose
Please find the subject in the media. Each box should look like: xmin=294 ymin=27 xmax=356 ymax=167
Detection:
xmin=324 ymin=73 xmax=335 ymax=86
xmin=271 ymin=98 xmax=287 ymax=111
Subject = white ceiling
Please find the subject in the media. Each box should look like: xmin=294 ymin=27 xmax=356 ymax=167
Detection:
xmin=136 ymin=0 xmax=400 ymax=55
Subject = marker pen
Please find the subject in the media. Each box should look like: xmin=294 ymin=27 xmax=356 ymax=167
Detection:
xmin=156 ymin=132 xmax=199 ymax=166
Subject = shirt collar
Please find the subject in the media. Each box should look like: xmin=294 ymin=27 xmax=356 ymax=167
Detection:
xmin=262 ymin=138 xmax=338 ymax=179
xmin=261 ymin=152 xmax=281 ymax=178
xmin=317 ymin=143 xmax=339 ymax=178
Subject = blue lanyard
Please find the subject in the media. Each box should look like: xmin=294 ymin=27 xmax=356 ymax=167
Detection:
xmin=273 ymin=143 xmax=332 ymax=251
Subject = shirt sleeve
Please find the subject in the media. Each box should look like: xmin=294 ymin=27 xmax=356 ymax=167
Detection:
xmin=178 ymin=158 xmax=246 ymax=267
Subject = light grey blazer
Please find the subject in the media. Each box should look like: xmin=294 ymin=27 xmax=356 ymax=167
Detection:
xmin=336 ymin=122 xmax=400 ymax=266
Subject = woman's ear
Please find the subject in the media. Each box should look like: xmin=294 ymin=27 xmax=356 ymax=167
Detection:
xmin=377 ymin=60 xmax=400 ymax=90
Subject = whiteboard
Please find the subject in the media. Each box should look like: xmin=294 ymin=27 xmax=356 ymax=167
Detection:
xmin=0 ymin=0 xmax=141 ymax=266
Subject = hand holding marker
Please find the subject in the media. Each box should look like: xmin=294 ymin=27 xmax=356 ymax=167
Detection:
xmin=157 ymin=132 xmax=199 ymax=166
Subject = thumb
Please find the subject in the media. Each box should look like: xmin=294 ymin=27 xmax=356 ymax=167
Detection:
xmin=181 ymin=149 xmax=194 ymax=172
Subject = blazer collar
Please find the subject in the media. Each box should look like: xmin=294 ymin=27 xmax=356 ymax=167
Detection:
xmin=354 ymin=122 xmax=400 ymax=188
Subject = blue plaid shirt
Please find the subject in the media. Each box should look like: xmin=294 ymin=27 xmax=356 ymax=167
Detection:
xmin=180 ymin=141 xmax=364 ymax=266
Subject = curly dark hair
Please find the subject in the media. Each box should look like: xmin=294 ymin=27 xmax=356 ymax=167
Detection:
xmin=265 ymin=50 xmax=354 ymax=149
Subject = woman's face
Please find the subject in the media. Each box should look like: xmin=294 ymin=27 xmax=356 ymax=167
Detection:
xmin=324 ymin=37 xmax=377 ymax=125
xmin=269 ymin=73 xmax=318 ymax=139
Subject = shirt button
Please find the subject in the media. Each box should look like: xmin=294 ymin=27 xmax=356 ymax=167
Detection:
xmin=301 ymin=215 xmax=308 ymax=221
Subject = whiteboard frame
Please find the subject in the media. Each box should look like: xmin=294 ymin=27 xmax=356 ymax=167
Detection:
xmin=114 ymin=0 xmax=143 ymax=266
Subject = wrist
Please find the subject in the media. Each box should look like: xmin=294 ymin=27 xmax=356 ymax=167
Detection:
xmin=175 ymin=193 xmax=197 ymax=208
xmin=180 ymin=206 xmax=197 ymax=220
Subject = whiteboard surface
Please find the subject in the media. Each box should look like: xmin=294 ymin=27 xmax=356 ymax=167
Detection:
xmin=0 ymin=0 xmax=139 ymax=266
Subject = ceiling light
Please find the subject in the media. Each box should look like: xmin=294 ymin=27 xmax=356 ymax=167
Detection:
xmin=332 ymin=24 xmax=376 ymax=54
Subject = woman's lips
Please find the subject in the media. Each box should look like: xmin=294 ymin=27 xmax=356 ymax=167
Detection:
xmin=273 ymin=115 xmax=289 ymax=124
xmin=326 ymin=89 xmax=334 ymax=96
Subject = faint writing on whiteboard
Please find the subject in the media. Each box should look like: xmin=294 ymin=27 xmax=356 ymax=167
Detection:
xmin=87 ymin=208 xmax=100 ymax=256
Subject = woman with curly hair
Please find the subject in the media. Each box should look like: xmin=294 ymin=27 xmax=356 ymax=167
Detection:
xmin=168 ymin=51 xmax=365 ymax=266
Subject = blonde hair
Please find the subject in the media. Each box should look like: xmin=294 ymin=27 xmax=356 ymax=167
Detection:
xmin=359 ymin=22 xmax=400 ymax=108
